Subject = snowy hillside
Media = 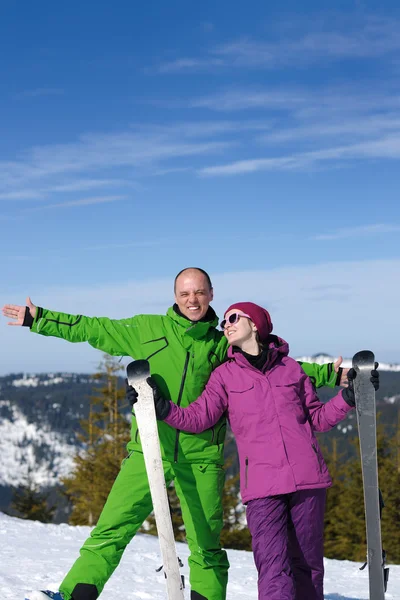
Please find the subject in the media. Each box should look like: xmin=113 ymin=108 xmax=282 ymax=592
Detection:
xmin=0 ymin=373 xmax=92 ymax=490
xmin=0 ymin=512 xmax=398 ymax=600
xmin=0 ymin=402 xmax=77 ymax=487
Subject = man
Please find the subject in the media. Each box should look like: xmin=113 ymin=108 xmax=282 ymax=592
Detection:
xmin=2 ymin=268 xmax=347 ymax=600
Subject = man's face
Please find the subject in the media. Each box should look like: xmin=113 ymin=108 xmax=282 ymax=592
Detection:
xmin=174 ymin=270 xmax=214 ymax=321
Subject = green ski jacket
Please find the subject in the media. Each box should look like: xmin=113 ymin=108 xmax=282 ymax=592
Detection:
xmin=31 ymin=305 xmax=338 ymax=464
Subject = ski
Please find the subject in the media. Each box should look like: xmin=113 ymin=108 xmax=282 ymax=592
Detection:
xmin=127 ymin=360 xmax=184 ymax=600
xmin=353 ymin=350 xmax=388 ymax=599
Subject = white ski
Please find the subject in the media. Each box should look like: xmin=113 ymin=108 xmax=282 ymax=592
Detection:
xmin=353 ymin=350 xmax=388 ymax=599
xmin=127 ymin=360 xmax=185 ymax=600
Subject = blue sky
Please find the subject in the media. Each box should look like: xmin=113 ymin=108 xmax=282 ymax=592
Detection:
xmin=1 ymin=0 xmax=399 ymax=374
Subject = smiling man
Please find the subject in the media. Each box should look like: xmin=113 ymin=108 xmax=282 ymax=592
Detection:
xmin=2 ymin=268 xmax=346 ymax=600
xmin=174 ymin=268 xmax=214 ymax=320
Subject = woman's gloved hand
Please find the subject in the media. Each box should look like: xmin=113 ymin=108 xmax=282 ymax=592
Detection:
xmin=342 ymin=362 xmax=379 ymax=407
xmin=125 ymin=377 xmax=171 ymax=420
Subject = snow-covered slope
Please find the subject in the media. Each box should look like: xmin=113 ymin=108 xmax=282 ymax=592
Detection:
xmin=0 ymin=512 xmax=398 ymax=600
xmin=0 ymin=402 xmax=77 ymax=487
xmin=0 ymin=373 xmax=94 ymax=492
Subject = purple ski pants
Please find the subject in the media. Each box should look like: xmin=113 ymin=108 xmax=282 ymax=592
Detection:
xmin=246 ymin=489 xmax=326 ymax=600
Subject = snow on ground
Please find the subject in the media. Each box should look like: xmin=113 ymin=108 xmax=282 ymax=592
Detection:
xmin=0 ymin=513 xmax=398 ymax=600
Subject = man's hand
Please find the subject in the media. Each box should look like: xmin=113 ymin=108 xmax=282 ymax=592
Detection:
xmin=342 ymin=362 xmax=380 ymax=407
xmin=334 ymin=356 xmax=350 ymax=387
xmin=2 ymin=297 xmax=37 ymax=326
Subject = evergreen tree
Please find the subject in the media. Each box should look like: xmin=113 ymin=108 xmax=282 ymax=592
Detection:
xmin=324 ymin=437 xmax=366 ymax=561
xmin=380 ymin=408 xmax=400 ymax=562
xmin=11 ymin=479 xmax=55 ymax=523
xmin=319 ymin=436 xmax=346 ymax=557
xmin=220 ymin=459 xmax=251 ymax=551
xmin=323 ymin=422 xmax=400 ymax=564
xmin=62 ymin=355 xmax=130 ymax=525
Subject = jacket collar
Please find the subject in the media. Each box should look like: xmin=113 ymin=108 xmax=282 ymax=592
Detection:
xmin=227 ymin=335 xmax=289 ymax=372
xmin=167 ymin=305 xmax=219 ymax=339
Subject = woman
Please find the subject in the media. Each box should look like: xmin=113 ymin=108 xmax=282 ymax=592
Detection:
xmin=134 ymin=301 xmax=377 ymax=600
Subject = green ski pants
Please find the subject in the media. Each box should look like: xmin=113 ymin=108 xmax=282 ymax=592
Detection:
xmin=60 ymin=451 xmax=229 ymax=600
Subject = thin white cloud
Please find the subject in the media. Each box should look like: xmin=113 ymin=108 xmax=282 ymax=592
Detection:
xmin=200 ymin=155 xmax=297 ymax=176
xmin=6 ymin=255 xmax=35 ymax=261
xmin=0 ymin=179 xmax=131 ymax=201
xmin=158 ymin=58 xmax=224 ymax=73
xmin=262 ymin=114 xmax=400 ymax=144
xmin=190 ymin=90 xmax=308 ymax=111
xmin=189 ymin=86 xmax=400 ymax=113
xmin=199 ymin=133 xmax=400 ymax=176
xmin=132 ymin=120 xmax=273 ymax=137
xmin=150 ymin=166 xmax=193 ymax=176
xmin=156 ymin=15 xmax=400 ymax=73
xmin=1 ymin=88 xmax=400 ymax=199
xmin=313 ymin=224 xmax=400 ymax=241
xmin=0 ymin=129 xmax=234 ymax=198
xmin=0 ymin=190 xmax=46 ymax=200
xmin=84 ymin=239 xmax=170 ymax=251
xmin=15 ymin=88 xmax=64 ymax=98
xmin=23 ymin=195 xmax=126 ymax=212
xmin=49 ymin=179 xmax=131 ymax=193
xmin=213 ymin=25 xmax=400 ymax=67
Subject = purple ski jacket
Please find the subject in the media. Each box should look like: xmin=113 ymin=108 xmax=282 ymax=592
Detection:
xmin=165 ymin=337 xmax=353 ymax=504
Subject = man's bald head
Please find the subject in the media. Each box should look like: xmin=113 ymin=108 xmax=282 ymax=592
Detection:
xmin=174 ymin=268 xmax=214 ymax=321
xmin=174 ymin=268 xmax=213 ymax=293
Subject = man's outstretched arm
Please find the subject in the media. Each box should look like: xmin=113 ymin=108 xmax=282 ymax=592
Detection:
xmin=2 ymin=297 xmax=142 ymax=358
xmin=299 ymin=356 xmax=349 ymax=388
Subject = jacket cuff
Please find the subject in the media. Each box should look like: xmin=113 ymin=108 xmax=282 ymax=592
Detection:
xmin=341 ymin=388 xmax=355 ymax=408
xmin=22 ymin=307 xmax=34 ymax=328
xmin=335 ymin=366 xmax=343 ymax=386
xmin=30 ymin=307 xmax=44 ymax=332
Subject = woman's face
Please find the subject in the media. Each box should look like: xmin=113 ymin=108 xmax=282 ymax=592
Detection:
xmin=223 ymin=310 xmax=258 ymax=347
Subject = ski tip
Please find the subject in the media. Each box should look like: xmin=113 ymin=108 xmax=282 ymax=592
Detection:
xmin=352 ymin=350 xmax=375 ymax=369
xmin=127 ymin=360 xmax=151 ymax=383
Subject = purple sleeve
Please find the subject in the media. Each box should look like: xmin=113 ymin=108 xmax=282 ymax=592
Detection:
xmin=164 ymin=370 xmax=228 ymax=433
xmin=302 ymin=375 xmax=353 ymax=432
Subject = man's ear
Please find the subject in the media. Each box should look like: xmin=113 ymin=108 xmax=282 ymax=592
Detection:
xmin=210 ymin=287 xmax=214 ymax=301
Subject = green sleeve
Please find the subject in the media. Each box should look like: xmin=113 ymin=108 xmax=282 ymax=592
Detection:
xmin=31 ymin=307 xmax=143 ymax=358
xmin=297 ymin=361 xmax=338 ymax=388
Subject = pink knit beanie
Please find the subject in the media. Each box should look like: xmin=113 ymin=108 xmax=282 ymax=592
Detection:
xmin=224 ymin=301 xmax=273 ymax=342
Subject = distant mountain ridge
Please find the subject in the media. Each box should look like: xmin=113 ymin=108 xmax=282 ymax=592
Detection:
xmin=296 ymin=353 xmax=400 ymax=372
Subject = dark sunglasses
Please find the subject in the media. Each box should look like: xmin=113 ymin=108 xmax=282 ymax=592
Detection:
xmin=220 ymin=311 xmax=251 ymax=330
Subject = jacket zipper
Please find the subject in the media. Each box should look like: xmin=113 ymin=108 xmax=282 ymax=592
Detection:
xmin=327 ymin=362 xmax=333 ymax=380
xmin=312 ymin=443 xmax=322 ymax=473
xmin=245 ymin=457 xmax=249 ymax=488
xmin=174 ymin=352 xmax=190 ymax=462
